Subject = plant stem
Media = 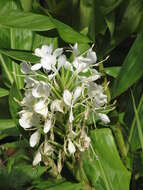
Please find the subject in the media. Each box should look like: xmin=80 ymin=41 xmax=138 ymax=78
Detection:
xmin=127 ymin=94 xmax=143 ymax=153
xmin=112 ymin=122 xmax=127 ymax=164
xmin=131 ymin=91 xmax=143 ymax=151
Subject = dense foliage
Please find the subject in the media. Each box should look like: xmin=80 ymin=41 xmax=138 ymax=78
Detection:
xmin=0 ymin=0 xmax=143 ymax=190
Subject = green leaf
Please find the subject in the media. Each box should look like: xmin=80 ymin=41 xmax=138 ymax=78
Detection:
xmin=0 ymin=10 xmax=55 ymax=31
xmin=0 ymin=88 xmax=9 ymax=97
xmin=9 ymin=82 xmax=22 ymax=124
xmin=81 ymin=129 xmax=131 ymax=190
xmin=0 ymin=119 xmax=18 ymax=140
xmin=51 ymin=18 xmax=91 ymax=43
xmin=0 ymin=49 xmax=40 ymax=63
xmin=32 ymin=179 xmax=84 ymax=190
xmin=0 ymin=54 xmax=14 ymax=87
xmin=104 ymin=66 xmax=121 ymax=78
xmin=112 ymin=33 xmax=143 ymax=98
xmin=99 ymin=0 xmax=123 ymax=15
xmin=0 ymin=119 xmax=15 ymax=129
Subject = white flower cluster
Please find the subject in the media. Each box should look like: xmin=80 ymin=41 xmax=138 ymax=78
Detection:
xmin=19 ymin=44 xmax=110 ymax=173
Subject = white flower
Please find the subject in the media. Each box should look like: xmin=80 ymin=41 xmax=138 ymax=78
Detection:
xmin=88 ymin=82 xmax=107 ymax=107
xmin=32 ymin=81 xmax=50 ymax=98
xmin=68 ymin=139 xmax=76 ymax=154
xmin=50 ymin=99 xmax=63 ymax=113
xmin=63 ymin=90 xmax=72 ymax=106
xmin=44 ymin=119 xmax=52 ymax=133
xmin=34 ymin=100 xmax=48 ymax=117
xmin=98 ymin=113 xmax=110 ymax=124
xmin=33 ymin=150 xmax=42 ymax=166
xmin=72 ymin=44 xmax=97 ymax=73
xmin=21 ymin=62 xmax=31 ymax=74
xmin=31 ymin=45 xmax=63 ymax=71
xmin=19 ymin=111 xmax=33 ymax=129
xmin=30 ymin=130 xmax=41 ymax=147
xmin=35 ymin=44 xmax=53 ymax=58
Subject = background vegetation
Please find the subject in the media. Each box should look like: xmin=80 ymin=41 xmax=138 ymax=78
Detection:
xmin=0 ymin=0 xmax=143 ymax=189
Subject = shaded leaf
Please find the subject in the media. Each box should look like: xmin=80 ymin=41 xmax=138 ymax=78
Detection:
xmin=112 ymin=33 xmax=143 ymax=98
xmin=0 ymin=88 xmax=9 ymax=97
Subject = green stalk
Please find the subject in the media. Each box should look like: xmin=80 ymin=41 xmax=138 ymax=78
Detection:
xmin=112 ymin=123 xmax=127 ymax=164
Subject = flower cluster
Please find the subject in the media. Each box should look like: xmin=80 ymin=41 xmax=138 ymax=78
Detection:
xmin=19 ymin=44 xmax=110 ymax=174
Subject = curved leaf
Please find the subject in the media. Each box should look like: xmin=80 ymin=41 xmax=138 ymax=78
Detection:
xmin=81 ymin=129 xmax=131 ymax=190
xmin=0 ymin=49 xmax=40 ymax=63
xmin=51 ymin=18 xmax=91 ymax=43
xmin=0 ymin=11 xmax=55 ymax=31
xmin=112 ymin=33 xmax=143 ymax=98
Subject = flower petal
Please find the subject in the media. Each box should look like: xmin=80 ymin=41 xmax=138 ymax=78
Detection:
xmin=73 ymin=86 xmax=82 ymax=102
xmin=31 ymin=63 xmax=42 ymax=71
xmin=33 ymin=150 xmax=42 ymax=166
xmin=50 ymin=99 xmax=63 ymax=113
xmin=53 ymin=48 xmax=63 ymax=57
xmin=21 ymin=62 xmax=31 ymax=74
xmin=44 ymin=119 xmax=52 ymax=133
xmin=98 ymin=113 xmax=110 ymax=124
xmin=63 ymin=90 xmax=72 ymax=106
xmin=30 ymin=130 xmax=40 ymax=147
xmin=69 ymin=109 xmax=74 ymax=123
xmin=68 ymin=139 xmax=76 ymax=154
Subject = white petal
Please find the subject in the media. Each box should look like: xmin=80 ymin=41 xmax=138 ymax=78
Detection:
xmin=69 ymin=109 xmax=74 ymax=123
xmin=98 ymin=113 xmax=110 ymax=124
xmin=34 ymin=48 xmax=42 ymax=57
xmin=65 ymin=61 xmax=73 ymax=71
xmin=44 ymin=119 xmax=52 ymax=133
xmin=30 ymin=130 xmax=40 ymax=147
xmin=68 ymin=139 xmax=76 ymax=154
xmin=19 ymin=111 xmax=33 ymax=129
xmin=53 ymin=48 xmax=63 ymax=57
xmin=73 ymin=86 xmax=82 ymax=102
xmin=63 ymin=90 xmax=72 ymax=106
xmin=57 ymin=55 xmax=66 ymax=70
xmin=19 ymin=118 xmax=31 ymax=129
xmin=41 ymin=55 xmax=56 ymax=70
xmin=31 ymin=63 xmax=42 ymax=71
xmin=33 ymin=150 xmax=42 ymax=166
xmin=21 ymin=62 xmax=31 ymax=74
xmin=32 ymin=85 xmax=41 ymax=98
xmin=50 ymin=99 xmax=63 ymax=113
xmin=87 ymin=49 xmax=97 ymax=64
xmin=43 ymin=44 xmax=53 ymax=54
xmin=72 ymin=43 xmax=79 ymax=57
xmin=34 ymin=100 xmax=48 ymax=117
